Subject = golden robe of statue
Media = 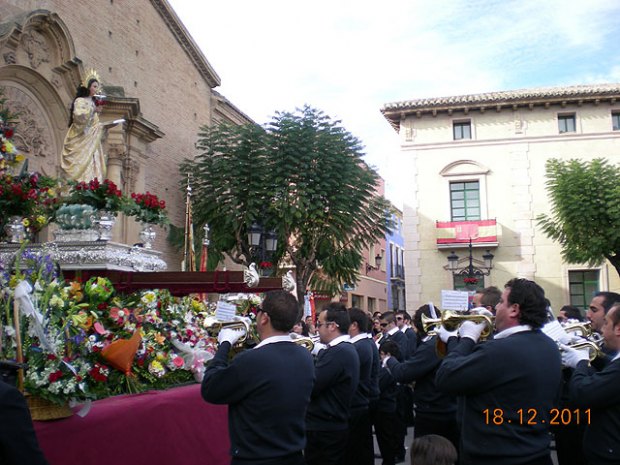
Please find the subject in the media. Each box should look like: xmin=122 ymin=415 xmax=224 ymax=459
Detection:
xmin=61 ymin=97 xmax=106 ymax=182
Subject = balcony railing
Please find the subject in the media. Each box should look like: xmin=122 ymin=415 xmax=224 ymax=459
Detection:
xmin=436 ymin=219 xmax=498 ymax=248
xmin=390 ymin=264 xmax=405 ymax=279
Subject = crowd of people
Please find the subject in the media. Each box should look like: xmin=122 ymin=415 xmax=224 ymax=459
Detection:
xmin=3 ymin=279 xmax=619 ymax=465
xmin=202 ymin=279 xmax=620 ymax=465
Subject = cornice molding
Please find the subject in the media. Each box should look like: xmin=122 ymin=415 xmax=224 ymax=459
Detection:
xmin=382 ymin=83 xmax=620 ymax=131
xmin=150 ymin=0 xmax=220 ymax=89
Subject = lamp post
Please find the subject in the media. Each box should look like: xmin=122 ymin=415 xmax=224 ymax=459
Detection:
xmin=248 ymin=223 xmax=278 ymax=276
xmin=365 ymin=253 xmax=383 ymax=274
xmin=446 ymin=238 xmax=494 ymax=290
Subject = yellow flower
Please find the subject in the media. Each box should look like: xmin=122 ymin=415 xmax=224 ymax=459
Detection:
xmin=15 ymin=153 xmax=25 ymax=162
xmin=21 ymin=218 xmax=30 ymax=227
xmin=4 ymin=140 xmax=14 ymax=152
xmin=71 ymin=311 xmax=93 ymax=330
xmin=154 ymin=332 xmax=166 ymax=344
xmin=50 ymin=295 xmax=65 ymax=308
xmin=36 ymin=215 xmax=46 ymax=225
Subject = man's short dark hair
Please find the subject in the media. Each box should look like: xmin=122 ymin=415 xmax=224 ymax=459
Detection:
xmin=322 ymin=302 xmax=350 ymax=334
xmin=480 ymin=286 xmax=501 ymax=309
xmin=559 ymin=305 xmax=584 ymax=322
xmin=262 ymin=290 xmax=299 ymax=332
xmin=594 ymin=291 xmax=620 ymax=313
xmin=396 ymin=310 xmax=411 ymax=322
xmin=380 ymin=311 xmax=396 ymax=325
xmin=413 ymin=304 xmax=442 ymax=336
xmin=504 ymin=278 xmax=547 ymax=329
xmin=379 ymin=340 xmax=400 ymax=359
xmin=608 ymin=303 xmax=620 ymax=327
xmin=349 ymin=307 xmax=370 ymax=333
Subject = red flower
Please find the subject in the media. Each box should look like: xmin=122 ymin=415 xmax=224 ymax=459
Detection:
xmin=4 ymin=128 xmax=14 ymax=138
xmin=48 ymin=370 xmax=64 ymax=383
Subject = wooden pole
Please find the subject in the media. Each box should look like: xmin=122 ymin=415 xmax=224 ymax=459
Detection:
xmin=12 ymin=299 xmax=24 ymax=392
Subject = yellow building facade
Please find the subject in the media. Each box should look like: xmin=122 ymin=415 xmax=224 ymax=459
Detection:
xmin=382 ymin=84 xmax=620 ymax=313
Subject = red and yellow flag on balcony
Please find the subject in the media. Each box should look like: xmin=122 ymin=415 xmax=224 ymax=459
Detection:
xmin=436 ymin=219 xmax=497 ymax=244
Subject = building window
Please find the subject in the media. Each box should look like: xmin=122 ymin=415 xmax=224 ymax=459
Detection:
xmin=558 ymin=113 xmax=576 ymax=133
xmin=450 ymin=181 xmax=480 ymax=221
xmin=453 ymin=121 xmax=471 ymax=140
xmin=568 ymin=270 xmax=599 ymax=310
xmin=368 ymin=297 xmax=376 ymax=313
xmin=351 ymin=294 xmax=363 ymax=308
xmin=613 ymin=112 xmax=620 ymax=131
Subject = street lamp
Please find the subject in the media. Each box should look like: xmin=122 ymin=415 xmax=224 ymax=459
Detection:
xmin=445 ymin=238 xmax=494 ymax=288
xmin=247 ymin=223 xmax=278 ymax=276
xmin=365 ymin=253 xmax=383 ymax=274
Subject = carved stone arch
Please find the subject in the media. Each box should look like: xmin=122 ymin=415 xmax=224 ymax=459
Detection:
xmin=0 ymin=9 xmax=82 ymax=100
xmin=0 ymin=65 xmax=67 ymax=177
xmin=439 ymin=159 xmax=490 ymax=177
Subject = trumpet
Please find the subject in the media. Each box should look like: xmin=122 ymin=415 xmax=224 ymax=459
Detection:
xmin=203 ymin=318 xmax=251 ymax=346
xmin=559 ymin=339 xmax=604 ymax=362
xmin=562 ymin=321 xmax=593 ymax=338
xmin=421 ymin=310 xmax=495 ymax=340
xmin=291 ymin=336 xmax=315 ymax=352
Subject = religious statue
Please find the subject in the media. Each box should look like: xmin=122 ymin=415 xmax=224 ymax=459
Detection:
xmin=60 ymin=69 xmax=121 ymax=182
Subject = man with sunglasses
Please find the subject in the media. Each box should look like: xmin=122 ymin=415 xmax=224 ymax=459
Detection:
xmin=305 ymin=303 xmax=360 ymax=465
xmin=201 ymin=291 xmax=315 ymax=465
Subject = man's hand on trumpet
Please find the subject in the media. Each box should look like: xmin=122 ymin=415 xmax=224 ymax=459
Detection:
xmin=559 ymin=343 xmax=590 ymax=369
xmin=438 ymin=325 xmax=458 ymax=343
xmin=218 ymin=328 xmax=246 ymax=346
xmin=459 ymin=320 xmax=487 ymax=343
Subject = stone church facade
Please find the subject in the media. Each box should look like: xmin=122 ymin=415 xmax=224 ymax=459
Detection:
xmin=0 ymin=0 xmax=251 ymax=268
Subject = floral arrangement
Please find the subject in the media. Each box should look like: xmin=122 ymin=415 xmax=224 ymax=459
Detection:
xmin=463 ymin=277 xmax=479 ymax=285
xmin=0 ymin=249 xmax=221 ymax=405
xmin=66 ymin=178 xmax=126 ymax=213
xmin=128 ymin=191 xmax=169 ymax=226
xmin=0 ymin=172 xmax=59 ymax=237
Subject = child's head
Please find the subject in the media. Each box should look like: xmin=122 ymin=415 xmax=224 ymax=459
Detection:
xmin=410 ymin=434 xmax=457 ymax=465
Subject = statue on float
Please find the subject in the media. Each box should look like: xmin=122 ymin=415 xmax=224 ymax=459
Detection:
xmin=60 ymin=69 xmax=121 ymax=182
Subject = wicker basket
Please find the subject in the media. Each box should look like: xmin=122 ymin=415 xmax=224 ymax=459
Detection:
xmin=25 ymin=394 xmax=73 ymax=421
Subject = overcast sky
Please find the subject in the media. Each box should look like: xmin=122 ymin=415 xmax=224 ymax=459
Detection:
xmin=167 ymin=0 xmax=620 ymax=207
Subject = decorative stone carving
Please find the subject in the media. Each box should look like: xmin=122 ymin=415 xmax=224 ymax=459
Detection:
xmin=21 ymin=29 xmax=50 ymax=69
xmin=3 ymin=51 xmax=16 ymax=64
xmin=4 ymin=86 xmax=53 ymax=159
xmin=51 ymin=74 xmax=62 ymax=89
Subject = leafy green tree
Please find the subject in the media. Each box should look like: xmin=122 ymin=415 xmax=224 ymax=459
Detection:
xmin=537 ymin=158 xmax=620 ymax=275
xmin=180 ymin=106 xmax=393 ymax=306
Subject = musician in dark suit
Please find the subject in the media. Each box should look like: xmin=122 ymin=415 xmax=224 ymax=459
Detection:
xmin=562 ymin=302 xmax=620 ymax=465
xmin=305 ymin=303 xmax=360 ymax=465
xmin=383 ymin=305 xmax=458 ymax=449
xmin=436 ymin=278 xmax=562 ymax=465
xmin=202 ymin=290 xmax=315 ymax=465
xmin=380 ymin=311 xmax=408 ymax=361
xmin=380 ymin=311 xmax=408 ymax=461
xmin=0 ymin=378 xmax=49 ymax=465
xmin=344 ymin=307 xmax=379 ymax=465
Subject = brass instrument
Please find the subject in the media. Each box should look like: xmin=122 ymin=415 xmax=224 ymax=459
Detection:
xmin=562 ymin=321 xmax=593 ymax=338
xmin=203 ymin=318 xmax=251 ymax=346
xmin=559 ymin=339 xmax=603 ymax=362
xmin=421 ymin=310 xmax=495 ymax=340
xmin=560 ymin=321 xmax=604 ymax=361
xmin=292 ymin=336 xmax=315 ymax=351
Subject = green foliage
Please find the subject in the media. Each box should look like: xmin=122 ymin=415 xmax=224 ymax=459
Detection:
xmin=537 ymin=158 xmax=620 ymax=274
xmin=180 ymin=105 xmax=394 ymax=299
